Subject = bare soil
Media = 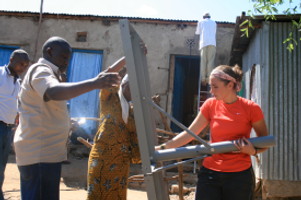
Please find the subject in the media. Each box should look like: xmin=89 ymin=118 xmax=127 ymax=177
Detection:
xmin=3 ymin=154 xmax=195 ymax=200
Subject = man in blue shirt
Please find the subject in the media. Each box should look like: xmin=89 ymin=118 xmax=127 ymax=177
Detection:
xmin=0 ymin=49 xmax=29 ymax=200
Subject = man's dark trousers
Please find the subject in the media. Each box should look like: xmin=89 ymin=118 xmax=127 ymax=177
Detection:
xmin=0 ymin=122 xmax=13 ymax=200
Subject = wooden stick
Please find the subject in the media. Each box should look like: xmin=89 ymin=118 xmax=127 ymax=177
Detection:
xmin=163 ymin=174 xmax=188 ymax=181
xmin=177 ymin=159 xmax=184 ymax=200
xmin=152 ymin=95 xmax=172 ymax=132
xmin=128 ymin=174 xmax=144 ymax=182
xmin=77 ymin=137 xmax=92 ymax=148
xmin=156 ymin=128 xmax=176 ymax=136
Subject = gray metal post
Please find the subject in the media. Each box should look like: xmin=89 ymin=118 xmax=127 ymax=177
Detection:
xmin=154 ymin=135 xmax=276 ymax=162
xmin=119 ymin=19 xmax=276 ymax=200
xmin=119 ymin=19 xmax=170 ymax=200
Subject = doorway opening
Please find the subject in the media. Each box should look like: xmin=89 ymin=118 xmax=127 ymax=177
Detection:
xmin=171 ymin=55 xmax=200 ymax=132
xmin=67 ymin=49 xmax=103 ymax=139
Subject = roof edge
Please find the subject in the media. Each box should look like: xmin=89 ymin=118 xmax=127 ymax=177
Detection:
xmin=0 ymin=10 xmax=235 ymax=25
xmin=229 ymin=12 xmax=301 ymax=66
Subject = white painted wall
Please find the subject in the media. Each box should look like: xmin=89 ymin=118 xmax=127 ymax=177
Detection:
xmin=0 ymin=12 xmax=235 ymax=127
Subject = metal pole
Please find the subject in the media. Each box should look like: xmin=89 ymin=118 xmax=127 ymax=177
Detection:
xmin=146 ymin=98 xmax=212 ymax=150
xmin=119 ymin=19 xmax=170 ymax=200
xmin=153 ymin=136 xmax=275 ymax=162
xmin=151 ymin=155 xmax=208 ymax=174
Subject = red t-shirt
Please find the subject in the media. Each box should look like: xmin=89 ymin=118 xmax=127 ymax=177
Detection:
xmin=200 ymin=96 xmax=264 ymax=172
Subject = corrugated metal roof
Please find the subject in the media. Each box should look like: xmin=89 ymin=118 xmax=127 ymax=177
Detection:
xmin=229 ymin=13 xmax=301 ymax=66
xmin=0 ymin=10 xmax=234 ymax=26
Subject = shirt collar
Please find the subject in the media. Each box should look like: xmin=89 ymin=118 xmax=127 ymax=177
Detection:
xmin=5 ymin=65 xmax=19 ymax=83
xmin=38 ymin=58 xmax=61 ymax=76
xmin=5 ymin=65 xmax=15 ymax=76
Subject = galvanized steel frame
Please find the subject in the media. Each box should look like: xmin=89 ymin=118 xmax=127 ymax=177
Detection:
xmin=119 ymin=19 xmax=276 ymax=200
xmin=119 ymin=19 xmax=170 ymax=200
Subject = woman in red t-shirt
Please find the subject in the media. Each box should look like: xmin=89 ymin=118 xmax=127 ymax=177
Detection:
xmin=157 ymin=65 xmax=268 ymax=200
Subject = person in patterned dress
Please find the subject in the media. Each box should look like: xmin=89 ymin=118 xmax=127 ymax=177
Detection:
xmin=87 ymin=66 xmax=140 ymax=200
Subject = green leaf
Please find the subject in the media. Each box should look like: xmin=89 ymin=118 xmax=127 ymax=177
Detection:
xmin=240 ymin=19 xmax=249 ymax=27
xmin=284 ymin=8 xmax=290 ymax=14
xmin=292 ymin=20 xmax=299 ymax=27
xmin=249 ymin=21 xmax=254 ymax=29
xmin=287 ymin=43 xmax=294 ymax=51
xmin=283 ymin=38 xmax=290 ymax=43
xmin=272 ymin=7 xmax=278 ymax=13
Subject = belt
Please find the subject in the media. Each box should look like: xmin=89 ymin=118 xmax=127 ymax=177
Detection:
xmin=0 ymin=121 xmax=15 ymax=127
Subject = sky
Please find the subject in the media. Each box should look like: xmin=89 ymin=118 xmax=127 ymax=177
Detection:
xmin=0 ymin=0 xmax=300 ymax=22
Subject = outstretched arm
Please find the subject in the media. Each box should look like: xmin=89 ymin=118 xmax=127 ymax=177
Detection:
xmin=44 ymin=72 xmax=120 ymax=101
xmin=105 ymin=56 xmax=126 ymax=73
xmin=44 ymin=57 xmax=126 ymax=101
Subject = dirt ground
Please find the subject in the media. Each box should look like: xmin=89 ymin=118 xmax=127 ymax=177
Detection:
xmin=3 ymin=154 xmax=195 ymax=200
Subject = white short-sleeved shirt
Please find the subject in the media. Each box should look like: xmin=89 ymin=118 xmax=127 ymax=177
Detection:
xmin=195 ymin=18 xmax=217 ymax=49
xmin=14 ymin=58 xmax=71 ymax=166
xmin=0 ymin=66 xmax=20 ymax=124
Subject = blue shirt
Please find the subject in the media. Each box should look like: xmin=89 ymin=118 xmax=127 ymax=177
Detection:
xmin=0 ymin=66 xmax=20 ymax=124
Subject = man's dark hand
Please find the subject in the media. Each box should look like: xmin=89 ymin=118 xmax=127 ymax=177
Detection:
xmin=93 ymin=72 xmax=121 ymax=89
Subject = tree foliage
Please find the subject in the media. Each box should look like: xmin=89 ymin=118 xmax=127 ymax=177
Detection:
xmin=241 ymin=0 xmax=301 ymax=51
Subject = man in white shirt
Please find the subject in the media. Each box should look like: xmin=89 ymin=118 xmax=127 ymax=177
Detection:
xmin=195 ymin=13 xmax=217 ymax=85
xmin=14 ymin=36 xmax=121 ymax=200
xmin=0 ymin=49 xmax=29 ymax=200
